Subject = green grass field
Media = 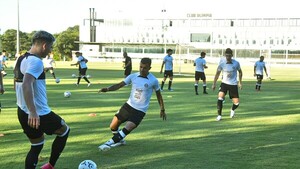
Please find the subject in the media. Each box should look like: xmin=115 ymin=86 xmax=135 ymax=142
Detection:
xmin=0 ymin=60 xmax=300 ymax=169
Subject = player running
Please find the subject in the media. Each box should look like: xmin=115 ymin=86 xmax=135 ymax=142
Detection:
xmin=194 ymin=52 xmax=208 ymax=95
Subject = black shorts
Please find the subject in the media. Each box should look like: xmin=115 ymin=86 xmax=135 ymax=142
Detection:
xmin=219 ymin=83 xmax=239 ymax=99
xmin=18 ymin=107 xmax=65 ymax=139
xmin=79 ymin=68 xmax=87 ymax=75
xmin=115 ymin=103 xmax=145 ymax=126
xmin=164 ymin=70 xmax=173 ymax=78
xmin=256 ymin=74 xmax=263 ymax=80
xmin=124 ymin=68 xmax=132 ymax=76
xmin=195 ymin=71 xmax=206 ymax=81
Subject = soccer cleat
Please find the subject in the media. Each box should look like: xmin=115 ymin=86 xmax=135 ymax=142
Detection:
xmin=195 ymin=92 xmax=199 ymax=95
xmin=230 ymin=110 xmax=235 ymax=118
xmin=40 ymin=163 xmax=55 ymax=169
xmin=98 ymin=144 xmax=111 ymax=151
xmin=110 ymin=139 xmax=126 ymax=148
xmin=203 ymin=91 xmax=208 ymax=94
xmin=168 ymin=88 xmax=173 ymax=92
xmin=87 ymin=83 xmax=91 ymax=87
xmin=216 ymin=115 xmax=222 ymax=121
xmin=74 ymin=83 xmax=79 ymax=87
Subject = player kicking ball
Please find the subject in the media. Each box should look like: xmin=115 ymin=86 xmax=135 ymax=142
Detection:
xmin=98 ymin=58 xmax=167 ymax=151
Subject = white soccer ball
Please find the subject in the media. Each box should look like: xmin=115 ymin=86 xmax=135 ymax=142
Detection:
xmin=78 ymin=160 xmax=97 ymax=169
xmin=55 ymin=78 xmax=60 ymax=83
xmin=86 ymin=74 xmax=91 ymax=78
xmin=64 ymin=91 xmax=71 ymax=98
xmin=72 ymin=74 xmax=77 ymax=78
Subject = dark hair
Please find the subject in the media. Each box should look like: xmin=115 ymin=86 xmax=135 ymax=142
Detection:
xmin=141 ymin=58 xmax=152 ymax=66
xmin=167 ymin=49 xmax=173 ymax=53
xmin=200 ymin=52 xmax=206 ymax=56
xmin=225 ymin=48 xmax=233 ymax=55
xmin=2 ymin=50 xmax=6 ymax=53
xmin=32 ymin=30 xmax=55 ymax=44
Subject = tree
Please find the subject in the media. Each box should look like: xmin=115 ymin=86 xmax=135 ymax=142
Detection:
xmin=53 ymin=25 xmax=79 ymax=61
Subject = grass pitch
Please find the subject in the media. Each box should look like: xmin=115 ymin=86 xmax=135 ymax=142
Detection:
xmin=0 ymin=61 xmax=300 ymax=169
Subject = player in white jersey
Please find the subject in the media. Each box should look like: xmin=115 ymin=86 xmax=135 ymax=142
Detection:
xmin=14 ymin=31 xmax=70 ymax=169
xmin=254 ymin=56 xmax=268 ymax=91
xmin=212 ymin=48 xmax=243 ymax=121
xmin=194 ymin=52 xmax=208 ymax=95
xmin=0 ymin=50 xmax=7 ymax=77
xmin=98 ymin=58 xmax=167 ymax=151
xmin=43 ymin=53 xmax=58 ymax=81
xmin=160 ymin=49 xmax=174 ymax=91
xmin=71 ymin=52 xmax=91 ymax=87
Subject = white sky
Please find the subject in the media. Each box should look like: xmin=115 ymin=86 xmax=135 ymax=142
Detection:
xmin=0 ymin=0 xmax=299 ymax=34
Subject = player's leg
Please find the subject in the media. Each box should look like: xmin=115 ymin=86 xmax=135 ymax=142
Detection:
xmin=202 ymin=73 xmax=208 ymax=94
xmin=229 ymin=86 xmax=240 ymax=118
xmin=17 ymin=107 xmax=45 ymax=169
xmin=257 ymin=75 xmax=263 ymax=91
xmin=216 ymin=83 xmax=226 ymax=121
xmin=168 ymin=71 xmax=174 ymax=91
xmin=41 ymin=112 xmax=70 ymax=168
xmin=76 ymin=69 xmax=82 ymax=86
xmin=161 ymin=73 xmax=167 ymax=90
xmin=49 ymin=68 xmax=56 ymax=79
xmin=194 ymin=72 xmax=199 ymax=95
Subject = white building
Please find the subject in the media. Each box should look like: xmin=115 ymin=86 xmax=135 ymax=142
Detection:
xmin=77 ymin=9 xmax=300 ymax=65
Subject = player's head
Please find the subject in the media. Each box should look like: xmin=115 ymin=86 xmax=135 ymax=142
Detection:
xmin=31 ymin=30 xmax=55 ymax=58
xmin=123 ymin=52 xmax=128 ymax=58
xmin=140 ymin=58 xmax=152 ymax=77
xmin=225 ymin=48 xmax=233 ymax=62
xmin=75 ymin=52 xmax=81 ymax=57
xmin=167 ymin=49 xmax=173 ymax=55
xmin=260 ymin=56 xmax=264 ymax=61
xmin=1 ymin=50 xmax=6 ymax=55
xmin=200 ymin=52 xmax=206 ymax=58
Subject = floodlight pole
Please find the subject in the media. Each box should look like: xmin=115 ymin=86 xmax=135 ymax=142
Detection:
xmin=16 ymin=0 xmax=20 ymax=56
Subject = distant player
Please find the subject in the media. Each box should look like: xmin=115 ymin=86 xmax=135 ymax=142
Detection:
xmin=123 ymin=52 xmax=132 ymax=77
xmin=98 ymin=58 xmax=166 ymax=151
xmin=160 ymin=49 xmax=174 ymax=91
xmin=212 ymin=48 xmax=243 ymax=121
xmin=43 ymin=53 xmax=58 ymax=81
xmin=71 ymin=52 xmax=91 ymax=87
xmin=194 ymin=52 xmax=208 ymax=95
xmin=254 ymin=56 xmax=268 ymax=91
xmin=0 ymin=50 xmax=7 ymax=77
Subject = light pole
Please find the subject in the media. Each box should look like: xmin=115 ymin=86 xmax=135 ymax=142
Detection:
xmin=16 ymin=0 xmax=20 ymax=56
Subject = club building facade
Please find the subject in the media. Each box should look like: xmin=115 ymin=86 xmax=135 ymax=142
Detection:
xmin=76 ymin=9 xmax=300 ymax=65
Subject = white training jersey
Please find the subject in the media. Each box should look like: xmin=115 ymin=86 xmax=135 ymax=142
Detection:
xmin=43 ymin=57 xmax=55 ymax=68
xmin=254 ymin=61 xmax=266 ymax=75
xmin=78 ymin=55 xmax=87 ymax=68
xmin=124 ymin=72 xmax=160 ymax=113
xmin=194 ymin=57 xmax=206 ymax=72
xmin=163 ymin=55 xmax=173 ymax=71
xmin=217 ymin=59 xmax=241 ymax=85
xmin=15 ymin=55 xmax=51 ymax=116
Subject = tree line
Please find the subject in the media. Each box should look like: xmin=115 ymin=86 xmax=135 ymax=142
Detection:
xmin=0 ymin=25 xmax=79 ymax=61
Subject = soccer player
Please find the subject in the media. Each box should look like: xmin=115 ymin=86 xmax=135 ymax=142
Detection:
xmin=123 ymin=52 xmax=132 ymax=77
xmin=160 ymin=49 xmax=174 ymax=91
xmin=0 ymin=50 xmax=7 ymax=77
xmin=71 ymin=52 xmax=91 ymax=87
xmin=98 ymin=57 xmax=167 ymax=151
xmin=194 ymin=52 xmax=208 ymax=95
xmin=212 ymin=48 xmax=243 ymax=121
xmin=43 ymin=53 xmax=58 ymax=81
xmin=14 ymin=31 xmax=70 ymax=169
xmin=254 ymin=56 xmax=268 ymax=91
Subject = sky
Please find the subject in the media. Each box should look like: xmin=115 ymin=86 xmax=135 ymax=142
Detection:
xmin=0 ymin=0 xmax=299 ymax=34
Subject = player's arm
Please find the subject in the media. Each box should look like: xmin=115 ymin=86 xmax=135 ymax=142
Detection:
xmin=212 ymin=70 xmax=221 ymax=91
xmin=99 ymin=81 xmax=126 ymax=93
xmin=155 ymin=90 xmax=166 ymax=121
xmin=253 ymin=65 xmax=256 ymax=76
xmin=0 ymin=72 xmax=4 ymax=94
xmin=238 ymin=69 xmax=243 ymax=89
xmin=22 ymin=73 xmax=39 ymax=129
xmin=70 ymin=61 xmax=80 ymax=66
xmin=204 ymin=64 xmax=208 ymax=69
xmin=160 ymin=61 xmax=165 ymax=74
